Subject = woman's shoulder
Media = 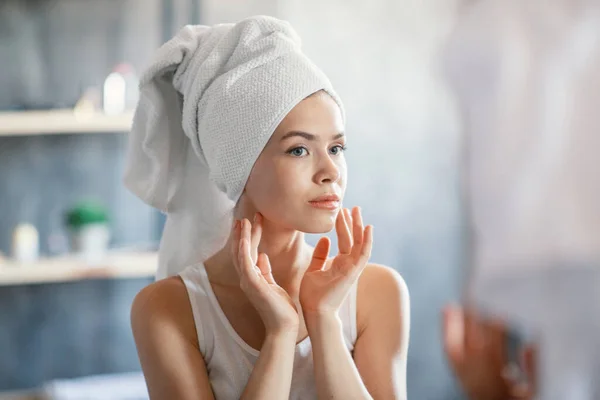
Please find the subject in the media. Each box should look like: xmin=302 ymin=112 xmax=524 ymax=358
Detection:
xmin=358 ymin=263 xmax=409 ymax=295
xmin=132 ymin=276 xmax=189 ymax=314
xmin=131 ymin=276 xmax=199 ymax=347
xmin=356 ymin=263 xmax=410 ymax=334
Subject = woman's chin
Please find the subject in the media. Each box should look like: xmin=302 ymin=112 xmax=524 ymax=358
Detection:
xmin=299 ymin=217 xmax=337 ymax=234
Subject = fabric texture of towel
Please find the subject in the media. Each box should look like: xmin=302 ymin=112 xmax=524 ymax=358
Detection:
xmin=123 ymin=15 xmax=345 ymax=279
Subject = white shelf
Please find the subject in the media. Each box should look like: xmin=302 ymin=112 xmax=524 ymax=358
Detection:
xmin=0 ymin=251 xmax=157 ymax=286
xmin=0 ymin=109 xmax=134 ymax=136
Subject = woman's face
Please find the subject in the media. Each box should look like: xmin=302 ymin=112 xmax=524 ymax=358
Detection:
xmin=243 ymin=91 xmax=347 ymax=233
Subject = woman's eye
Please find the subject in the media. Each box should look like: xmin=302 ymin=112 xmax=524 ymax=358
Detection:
xmin=288 ymin=147 xmax=308 ymax=157
xmin=287 ymin=145 xmax=347 ymax=157
xmin=330 ymin=145 xmax=347 ymax=155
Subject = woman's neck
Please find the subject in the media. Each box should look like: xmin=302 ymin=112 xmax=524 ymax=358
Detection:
xmin=204 ymin=224 xmax=315 ymax=294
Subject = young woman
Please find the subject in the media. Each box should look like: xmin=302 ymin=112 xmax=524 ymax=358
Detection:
xmin=126 ymin=16 xmax=410 ymax=400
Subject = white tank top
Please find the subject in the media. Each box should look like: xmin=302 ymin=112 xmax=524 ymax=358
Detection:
xmin=179 ymin=262 xmax=358 ymax=400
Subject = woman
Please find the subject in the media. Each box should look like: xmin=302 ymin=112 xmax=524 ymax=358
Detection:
xmin=126 ymin=16 xmax=410 ymax=399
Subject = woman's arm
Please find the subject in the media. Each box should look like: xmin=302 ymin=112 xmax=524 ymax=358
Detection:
xmin=306 ymin=264 xmax=410 ymax=400
xmin=131 ymin=277 xmax=300 ymax=400
xmin=131 ymin=278 xmax=216 ymax=400
xmin=306 ymin=312 xmax=372 ymax=399
xmin=352 ymin=264 xmax=410 ymax=399
xmin=240 ymin=331 xmax=298 ymax=399
xmin=234 ymin=216 xmax=302 ymax=399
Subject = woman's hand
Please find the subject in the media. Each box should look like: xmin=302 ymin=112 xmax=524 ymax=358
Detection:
xmin=233 ymin=213 xmax=299 ymax=336
xmin=442 ymin=304 xmax=537 ymax=400
xmin=299 ymin=207 xmax=373 ymax=317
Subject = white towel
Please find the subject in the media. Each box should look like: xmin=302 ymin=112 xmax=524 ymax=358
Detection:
xmin=123 ymin=15 xmax=345 ymax=279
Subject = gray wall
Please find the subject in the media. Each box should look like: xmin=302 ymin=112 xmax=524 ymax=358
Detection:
xmin=0 ymin=0 xmax=168 ymax=391
xmin=0 ymin=278 xmax=153 ymax=390
xmin=0 ymin=0 xmax=165 ymax=255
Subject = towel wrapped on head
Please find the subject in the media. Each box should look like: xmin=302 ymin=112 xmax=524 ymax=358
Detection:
xmin=123 ymin=15 xmax=345 ymax=279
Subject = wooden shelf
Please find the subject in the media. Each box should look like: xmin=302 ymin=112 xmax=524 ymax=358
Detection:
xmin=0 ymin=109 xmax=134 ymax=136
xmin=0 ymin=251 xmax=156 ymax=286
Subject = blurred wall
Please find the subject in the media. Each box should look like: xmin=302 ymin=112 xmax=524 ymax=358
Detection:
xmin=0 ymin=278 xmax=153 ymax=390
xmin=0 ymin=0 xmax=168 ymax=391
xmin=202 ymin=1 xmax=466 ymax=399
xmin=0 ymin=0 xmax=167 ymax=255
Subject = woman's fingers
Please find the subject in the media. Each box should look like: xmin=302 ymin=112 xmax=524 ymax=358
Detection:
xmin=307 ymin=237 xmax=331 ymax=273
xmin=505 ymin=343 xmax=537 ymax=399
xmin=344 ymin=208 xmax=353 ymax=246
xmin=356 ymin=225 xmax=373 ymax=271
xmin=351 ymin=206 xmax=364 ymax=248
xmin=336 ymin=208 xmax=352 ymax=254
xmin=257 ymin=253 xmax=276 ymax=285
xmin=232 ymin=216 xmax=260 ymax=273
xmin=350 ymin=207 xmax=368 ymax=266
xmin=238 ymin=234 xmax=254 ymax=279
xmin=521 ymin=344 xmax=538 ymax=393
xmin=333 ymin=207 xmax=372 ymax=276
xmin=250 ymin=213 xmax=262 ymax=263
xmin=344 ymin=207 xmax=353 ymax=228
xmin=238 ymin=233 xmax=262 ymax=290
xmin=231 ymin=219 xmax=242 ymax=275
xmin=463 ymin=307 xmax=486 ymax=354
xmin=442 ymin=304 xmax=466 ymax=372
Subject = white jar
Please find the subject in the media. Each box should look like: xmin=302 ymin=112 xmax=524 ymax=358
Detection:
xmin=70 ymin=223 xmax=110 ymax=265
xmin=11 ymin=224 xmax=39 ymax=263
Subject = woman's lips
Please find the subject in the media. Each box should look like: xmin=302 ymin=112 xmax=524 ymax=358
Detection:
xmin=308 ymin=200 xmax=340 ymax=210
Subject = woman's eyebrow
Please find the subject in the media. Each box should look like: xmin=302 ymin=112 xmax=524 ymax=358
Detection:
xmin=280 ymin=131 xmax=345 ymax=141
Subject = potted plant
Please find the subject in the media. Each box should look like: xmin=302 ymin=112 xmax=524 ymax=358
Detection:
xmin=65 ymin=201 xmax=111 ymax=265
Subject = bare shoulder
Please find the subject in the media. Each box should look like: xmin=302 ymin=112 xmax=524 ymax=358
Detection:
xmin=356 ymin=263 xmax=410 ymax=334
xmin=131 ymin=276 xmax=198 ymax=347
xmin=131 ymin=276 xmax=188 ymax=318
xmin=131 ymin=277 xmax=215 ymax=399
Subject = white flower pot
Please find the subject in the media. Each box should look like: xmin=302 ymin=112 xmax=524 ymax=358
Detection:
xmin=70 ymin=223 xmax=110 ymax=265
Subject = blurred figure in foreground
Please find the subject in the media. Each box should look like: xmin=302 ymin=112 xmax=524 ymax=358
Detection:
xmin=442 ymin=0 xmax=600 ymax=399
xmin=443 ymin=305 xmax=537 ymax=399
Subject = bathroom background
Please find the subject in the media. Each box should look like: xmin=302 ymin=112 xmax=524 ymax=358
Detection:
xmin=0 ymin=0 xmax=465 ymax=398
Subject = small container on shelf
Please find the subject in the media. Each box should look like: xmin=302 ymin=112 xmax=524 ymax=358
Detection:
xmin=103 ymin=63 xmax=139 ymax=116
xmin=11 ymin=223 xmax=40 ymax=264
xmin=65 ymin=201 xmax=111 ymax=266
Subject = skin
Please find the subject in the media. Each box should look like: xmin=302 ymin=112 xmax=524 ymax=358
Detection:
xmin=442 ymin=304 xmax=538 ymax=400
xmin=129 ymin=89 xmax=533 ymax=399
xmin=130 ymin=91 xmax=410 ymax=399
xmin=129 ymin=89 xmax=530 ymax=400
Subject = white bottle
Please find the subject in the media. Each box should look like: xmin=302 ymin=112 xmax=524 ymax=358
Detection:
xmin=103 ymin=63 xmax=139 ymax=115
xmin=11 ymin=224 xmax=40 ymax=264
xmin=103 ymin=71 xmax=126 ymax=115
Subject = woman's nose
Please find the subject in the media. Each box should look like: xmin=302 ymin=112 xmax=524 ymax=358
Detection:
xmin=315 ymin=153 xmax=341 ymax=184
